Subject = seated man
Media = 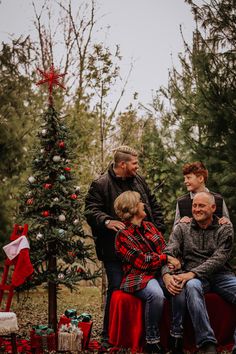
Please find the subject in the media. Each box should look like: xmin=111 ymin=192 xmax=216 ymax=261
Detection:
xmin=114 ymin=191 xmax=185 ymax=354
xmin=174 ymin=161 xmax=230 ymax=226
xmin=163 ymin=192 xmax=236 ymax=354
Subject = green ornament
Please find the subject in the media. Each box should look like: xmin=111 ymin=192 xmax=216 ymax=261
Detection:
xmin=59 ymin=174 xmax=66 ymax=181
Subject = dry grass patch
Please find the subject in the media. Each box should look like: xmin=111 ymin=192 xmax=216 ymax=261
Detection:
xmin=11 ymin=285 xmax=103 ymax=341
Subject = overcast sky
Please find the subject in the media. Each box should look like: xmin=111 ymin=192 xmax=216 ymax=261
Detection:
xmin=0 ymin=0 xmax=198 ymax=110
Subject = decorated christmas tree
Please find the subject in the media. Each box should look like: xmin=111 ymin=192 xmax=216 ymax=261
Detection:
xmin=18 ymin=65 xmax=97 ymax=330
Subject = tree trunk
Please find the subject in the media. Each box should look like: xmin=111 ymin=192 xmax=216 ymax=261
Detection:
xmin=48 ymin=244 xmax=57 ymax=332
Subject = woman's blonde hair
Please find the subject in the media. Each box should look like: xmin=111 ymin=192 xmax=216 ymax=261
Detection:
xmin=114 ymin=191 xmax=140 ymax=221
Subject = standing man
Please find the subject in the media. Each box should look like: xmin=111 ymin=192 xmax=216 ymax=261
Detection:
xmin=85 ymin=145 xmax=165 ymax=349
xmin=163 ymin=192 xmax=236 ymax=353
xmin=174 ymin=161 xmax=230 ymax=226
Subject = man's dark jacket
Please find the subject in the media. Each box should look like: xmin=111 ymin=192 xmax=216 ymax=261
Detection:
xmin=85 ymin=164 xmax=165 ymax=261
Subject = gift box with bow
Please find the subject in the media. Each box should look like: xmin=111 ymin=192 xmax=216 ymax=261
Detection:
xmin=58 ymin=323 xmax=83 ymax=352
xmin=58 ymin=310 xmax=93 ymax=349
xmin=30 ymin=325 xmax=56 ymax=353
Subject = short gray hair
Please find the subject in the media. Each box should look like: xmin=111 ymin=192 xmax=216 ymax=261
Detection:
xmin=193 ymin=191 xmax=215 ymax=205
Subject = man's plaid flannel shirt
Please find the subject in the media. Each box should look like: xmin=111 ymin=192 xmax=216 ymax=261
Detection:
xmin=115 ymin=221 xmax=167 ymax=293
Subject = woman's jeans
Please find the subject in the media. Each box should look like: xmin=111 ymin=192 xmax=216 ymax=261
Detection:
xmin=135 ymin=278 xmax=186 ymax=344
xmin=185 ymin=273 xmax=236 ymax=348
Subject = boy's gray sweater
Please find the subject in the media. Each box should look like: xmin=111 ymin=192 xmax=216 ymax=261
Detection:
xmin=162 ymin=216 xmax=234 ymax=280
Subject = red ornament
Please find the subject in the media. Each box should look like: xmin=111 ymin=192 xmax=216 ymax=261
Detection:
xmin=68 ymin=251 xmax=76 ymax=258
xmin=58 ymin=141 xmax=65 ymax=148
xmin=64 ymin=167 xmax=71 ymax=172
xmin=36 ymin=65 xmax=66 ymax=105
xmin=44 ymin=183 xmax=53 ymax=189
xmin=77 ymin=267 xmax=85 ymax=274
xmin=42 ymin=211 xmax=50 ymax=217
xmin=70 ymin=194 xmax=77 ymax=200
xmin=26 ymin=198 xmax=34 ymax=205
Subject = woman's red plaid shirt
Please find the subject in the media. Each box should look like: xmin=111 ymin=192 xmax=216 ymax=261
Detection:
xmin=115 ymin=221 xmax=167 ymax=293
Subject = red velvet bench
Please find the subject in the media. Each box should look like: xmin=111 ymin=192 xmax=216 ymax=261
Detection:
xmin=109 ymin=290 xmax=236 ymax=353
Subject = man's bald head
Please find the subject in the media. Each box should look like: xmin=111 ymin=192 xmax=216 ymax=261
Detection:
xmin=193 ymin=192 xmax=215 ymax=205
xmin=192 ymin=192 xmax=216 ymax=227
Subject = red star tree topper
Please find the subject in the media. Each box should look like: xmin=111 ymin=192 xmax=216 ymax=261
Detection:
xmin=36 ymin=65 xmax=66 ymax=105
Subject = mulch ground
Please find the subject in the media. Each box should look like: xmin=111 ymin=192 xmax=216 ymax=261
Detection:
xmin=11 ymin=285 xmax=103 ymax=342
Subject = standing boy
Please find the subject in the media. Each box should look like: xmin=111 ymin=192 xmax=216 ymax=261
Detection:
xmin=174 ymin=161 xmax=230 ymax=226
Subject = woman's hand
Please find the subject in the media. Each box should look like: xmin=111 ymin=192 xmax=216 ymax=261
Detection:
xmin=167 ymin=255 xmax=181 ymax=270
xmin=163 ymin=273 xmax=182 ymax=296
xmin=173 ymin=272 xmax=195 ymax=287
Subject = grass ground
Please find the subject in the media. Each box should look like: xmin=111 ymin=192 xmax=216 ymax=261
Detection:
xmin=7 ymin=286 xmax=232 ymax=353
xmin=11 ymin=285 xmax=103 ymax=342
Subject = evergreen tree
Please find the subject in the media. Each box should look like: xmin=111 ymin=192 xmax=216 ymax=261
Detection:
xmin=155 ymin=0 xmax=236 ymax=263
xmin=0 ymin=40 xmax=39 ymax=242
xmin=138 ymin=116 xmax=183 ymax=234
xmin=18 ymin=66 xmax=97 ymax=330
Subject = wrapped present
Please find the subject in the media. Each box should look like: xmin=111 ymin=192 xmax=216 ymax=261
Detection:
xmin=58 ymin=311 xmax=93 ymax=349
xmin=32 ymin=324 xmax=54 ymax=336
xmin=58 ymin=324 xmax=83 ymax=352
xmin=30 ymin=325 xmax=56 ymax=353
xmin=58 ymin=314 xmax=71 ymax=327
xmin=78 ymin=321 xmax=93 ymax=349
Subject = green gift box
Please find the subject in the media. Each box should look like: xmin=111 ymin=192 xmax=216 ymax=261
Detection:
xmin=32 ymin=325 xmax=54 ymax=336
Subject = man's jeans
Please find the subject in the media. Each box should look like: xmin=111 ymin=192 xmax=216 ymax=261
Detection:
xmin=102 ymin=260 xmax=123 ymax=341
xmin=135 ymin=278 xmax=186 ymax=343
xmin=185 ymin=273 xmax=236 ymax=348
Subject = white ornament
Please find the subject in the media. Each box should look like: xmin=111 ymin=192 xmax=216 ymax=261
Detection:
xmin=75 ymin=186 xmax=80 ymax=193
xmin=40 ymin=148 xmax=45 ymax=153
xmin=53 ymin=155 xmax=61 ymax=162
xmin=53 ymin=197 xmax=59 ymax=202
xmin=58 ymin=273 xmax=64 ymax=279
xmin=36 ymin=233 xmax=43 ymax=240
xmin=73 ymin=219 xmax=79 ymax=225
xmin=28 ymin=176 xmax=36 ymax=184
xmin=58 ymin=214 xmax=66 ymax=222
xmin=41 ymin=129 xmax=47 ymax=136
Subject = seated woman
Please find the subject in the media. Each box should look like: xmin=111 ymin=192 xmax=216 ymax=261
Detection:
xmin=114 ymin=191 xmax=185 ymax=354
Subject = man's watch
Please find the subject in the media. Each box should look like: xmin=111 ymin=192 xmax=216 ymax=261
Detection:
xmin=105 ymin=219 xmax=111 ymax=227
